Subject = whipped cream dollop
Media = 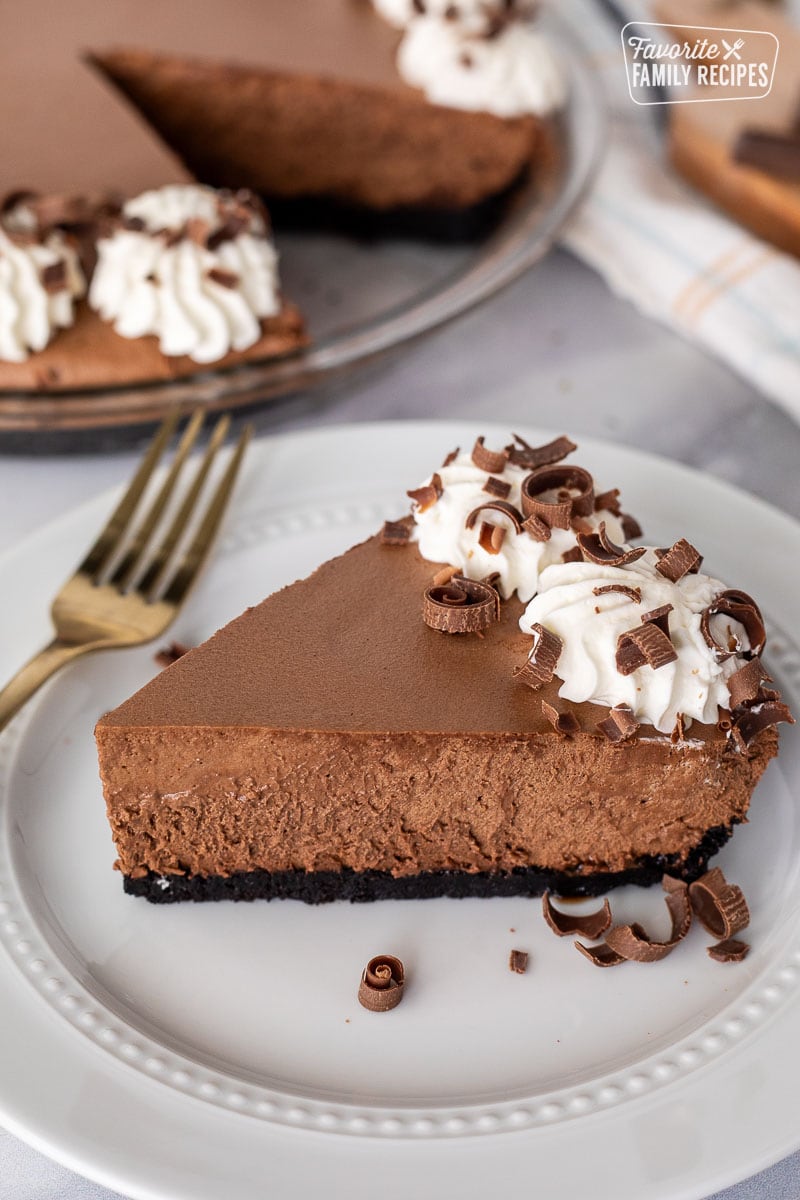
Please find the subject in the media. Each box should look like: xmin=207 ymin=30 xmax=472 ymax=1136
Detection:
xmin=396 ymin=11 xmax=566 ymax=117
xmin=89 ymin=185 xmax=281 ymax=364
xmin=0 ymin=200 xmax=85 ymax=362
xmin=410 ymin=445 xmax=630 ymax=602
xmin=520 ymin=553 xmax=752 ymax=733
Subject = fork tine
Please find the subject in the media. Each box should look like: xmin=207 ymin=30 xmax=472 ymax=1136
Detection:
xmin=109 ymin=409 xmax=205 ymax=592
xmin=137 ymin=413 xmax=232 ymax=599
xmin=157 ymin=425 xmax=252 ymax=607
xmin=77 ymin=409 xmax=182 ymax=582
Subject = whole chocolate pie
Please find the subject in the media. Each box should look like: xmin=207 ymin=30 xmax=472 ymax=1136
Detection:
xmin=95 ymin=434 xmax=791 ymax=903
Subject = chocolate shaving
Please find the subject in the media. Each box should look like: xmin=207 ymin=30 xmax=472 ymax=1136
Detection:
xmin=478 ymin=521 xmax=506 ymax=555
xmin=592 ymin=584 xmax=642 ymax=604
xmin=40 ymin=260 xmax=67 ymax=293
xmin=206 ymin=213 xmax=249 ymax=250
xmin=596 ymin=703 xmax=639 ymax=742
xmin=727 ymin=657 xmax=770 ymax=709
xmin=422 ymin=576 xmax=499 ymax=634
xmin=707 ymin=938 xmax=750 ymax=963
xmin=575 ymin=941 xmax=625 ymax=967
xmin=671 ymin=713 xmax=687 ymax=743
xmin=521 ymin=513 xmax=551 ymax=542
xmin=207 ymin=266 xmax=239 ymax=289
xmin=616 ymin=622 xmax=677 ymax=675
xmin=520 ymin=465 xmax=594 ymax=530
xmin=380 ymin=520 xmax=411 ymax=547
xmin=509 ymin=949 xmax=529 ymax=974
xmin=577 ymin=522 xmax=646 ymax=567
xmin=621 ymin=513 xmax=643 ymax=541
xmin=471 ymin=436 xmax=509 ymax=474
xmin=431 ymin=564 xmax=459 ymax=587
xmin=700 ymin=590 xmax=766 ymax=661
xmin=733 ymin=701 xmax=794 ymax=748
xmin=542 ymin=893 xmax=611 ymax=938
xmin=514 ymin=624 xmax=562 ymax=689
xmin=358 ymin=954 xmax=405 ymax=1012
xmin=122 ymin=215 xmax=146 ymax=232
xmin=688 ymin=868 xmax=749 ymax=940
xmin=640 ymin=604 xmax=673 ymax=637
xmin=465 ymin=500 xmax=523 ymax=535
xmin=407 ymin=473 xmax=443 ymax=514
xmin=561 ymin=547 xmax=584 ymax=564
xmin=441 ymin=446 xmax=460 ymax=468
xmin=505 ymin=433 xmax=577 ymax=471
xmin=594 ymin=488 xmax=622 ymax=516
xmin=655 ymin=538 xmax=703 ymax=582
xmin=483 ymin=475 xmax=512 ymax=500
xmin=541 ymin=699 xmax=580 ymax=736
xmin=154 ymin=641 xmax=191 ymax=669
xmin=602 ymin=877 xmax=692 ymax=962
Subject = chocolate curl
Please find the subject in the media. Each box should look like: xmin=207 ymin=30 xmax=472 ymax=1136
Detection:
xmin=616 ymin=623 xmax=677 ymax=675
xmin=733 ymin=701 xmax=794 ymax=748
xmin=465 ymin=500 xmax=523 ymax=535
xmin=655 ymin=538 xmax=703 ymax=582
xmin=576 ymin=522 xmax=646 ymax=567
xmin=471 ymin=436 xmax=509 ymax=474
xmin=207 ymin=266 xmax=239 ymax=289
xmin=478 ymin=521 xmax=506 ymax=555
xmin=707 ymin=939 xmax=750 ymax=963
xmin=521 ymin=513 xmax=551 ymax=542
xmin=621 ymin=513 xmax=643 ymax=541
xmin=206 ymin=213 xmax=250 ymax=250
xmin=509 ymin=949 xmax=529 ymax=974
xmin=596 ymin=704 xmax=639 ymax=743
xmin=594 ymin=488 xmax=622 ymax=516
xmin=727 ymin=657 xmax=770 ymax=709
xmin=688 ymin=868 xmax=749 ymax=940
xmin=561 ymin=547 xmax=583 ymax=564
xmin=520 ymin=465 xmax=594 ymax=530
xmin=358 ymin=955 xmax=405 ymax=1012
xmin=380 ymin=520 xmax=411 ymax=547
xmin=640 ymin=604 xmax=673 ymax=637
xmin=514 ymin=624 xmax=562 ymax=689
xmin=541 ymin=699 xmax=580 ymax=736
xmin=671 ymin=713 xmax=687 ymax=744
xmin=407 ymin=472 xmax=443 ymax=514
xmin=505 ymin=433 xmax=577 ymax=470
xmin=431 ymin=564 xmax=459 ymax=587
xmin=700 ymin=590 xmax=766 ymax=661
xmin=40 ymin=260 xmax=68 ymax=293
xmin=422 ymin=576 xmax=499 ymax=634
xmin=592 ymin=584 xmax=642 ymax=604
xmin=542 ymin=893 xmax=611 ymax=939
xmin=602 ymin=877 xmax=692 ymax=962
xmin=575 ymin=941 xmax=625 ymax=967
xmin=441 ymin=446 xmax=460 ymax=468
xmin=483 ymin=475 xmax=512 ymax=500
xmin=154 ymin=641 xmax=191 ymax=669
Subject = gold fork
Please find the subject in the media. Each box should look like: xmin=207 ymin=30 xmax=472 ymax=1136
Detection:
xmin=0 ymin=409 xmax=251 ymax=734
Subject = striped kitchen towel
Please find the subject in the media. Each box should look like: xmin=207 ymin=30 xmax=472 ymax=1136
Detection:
xmin=559 ymin=0 xmax=800 ymax=417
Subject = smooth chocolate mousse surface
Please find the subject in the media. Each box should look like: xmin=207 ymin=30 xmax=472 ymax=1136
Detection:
xmin=96 ymin=531 xmax=778 ymax=903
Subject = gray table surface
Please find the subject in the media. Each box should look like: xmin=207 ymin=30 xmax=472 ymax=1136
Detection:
xmin=0 ymin=247 xmax=798 ymax=1199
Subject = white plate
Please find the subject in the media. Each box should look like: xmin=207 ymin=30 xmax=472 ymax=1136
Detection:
xmin=0 ymin=420 xmax=799 ymax=1200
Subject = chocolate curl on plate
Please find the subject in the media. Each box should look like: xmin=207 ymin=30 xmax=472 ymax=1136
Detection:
xmin=358 ymin=954 xmax=405 ymax=1012
xmin=688 ymin=868 xmax=749 ymax=940
xmin=422 ymin=576 xmax=500 ymax=634
xmin=483 ymin=475 xmax=512 ymax=500
xmin=592 ymin=584 xmax=642 ymax=604
xmin=465 ymin=499 xmax=523 ymax=535
xmin=655 ymin=538 xmax=703 ymax=582
xmin=541 ymin=699 xmax=580 ymax=735
xmin=543 ymin=893 xmax=612 ymax=939
xmin=602 ymin=876 xmax=693 ymax=962
xmin=616 ymin=622 xmax=677 ymax=675
xmin=707 ymin=939 xmax=750 ymax=963
xmin=471 ymin=436 xmax=509 ymax=474
xmin=520 ymin=465 xmax=594 ymax=531
xmin=576 ymin=522 xmax=646 ymax=567
xmin=514 ymin=624 xmax=562 ymax=689
xmin=700 ymin=590 xmax=766 ymax=661
xmin=732 ymin=701 xmax=794 ymax=749
xmin=575 ymin=941 xmax=626 ymax=967
xmin=380 ymin=519 xmax=411 ymax=547
xmin=509 ymin=949 xmax=529 ymax=974
xmin=596 ymin=704 xmax=639 ymax=743
xmin=407 ymin=472 xmax=443 ymax=514
xmin=505 ymin=433 xmax=577 ymax=470
xmin=593 ymin=488 xmax=622 ymax=516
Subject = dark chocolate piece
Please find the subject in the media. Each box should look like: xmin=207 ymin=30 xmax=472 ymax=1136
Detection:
xmin=521 ymin=513 xmax=551 ymax=542
xmin=441 ymin=447 xmax=460 ymax=468
xmin=732 ymin=701 xmax=794 ymax=749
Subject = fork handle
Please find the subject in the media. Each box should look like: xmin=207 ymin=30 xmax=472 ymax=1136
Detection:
xmin=0 ymin=641 xmax=88 ymax=734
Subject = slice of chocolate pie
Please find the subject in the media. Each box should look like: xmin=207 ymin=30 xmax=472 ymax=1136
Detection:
xmin=95 ymin=435 xmax=790 ymax=903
